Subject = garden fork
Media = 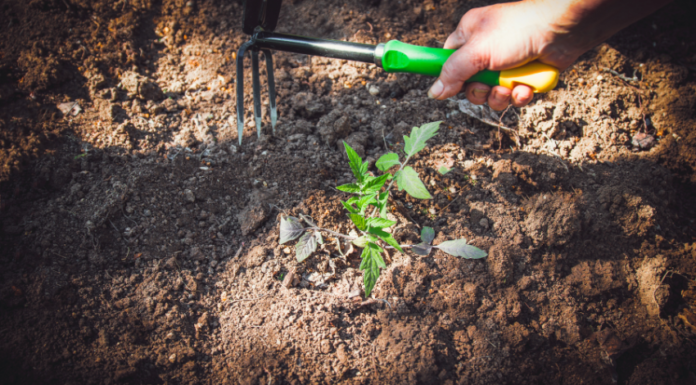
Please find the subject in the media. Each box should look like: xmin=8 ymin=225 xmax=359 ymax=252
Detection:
xmin=236 ymin=0 xmax=561 ymax=145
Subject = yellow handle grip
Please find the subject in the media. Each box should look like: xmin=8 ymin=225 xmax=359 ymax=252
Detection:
xmin=498 ymin=61 xmax=560 ymax=93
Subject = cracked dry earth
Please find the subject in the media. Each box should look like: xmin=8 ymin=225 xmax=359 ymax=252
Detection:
xmin=1 ymin=0 xmax=696 ymax=384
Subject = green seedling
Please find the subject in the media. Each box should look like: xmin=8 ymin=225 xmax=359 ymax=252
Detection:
xmin=279 ymin=121 xmax=487 ymax=297
xmin=438 ymin=166 xmax=451 ymax=175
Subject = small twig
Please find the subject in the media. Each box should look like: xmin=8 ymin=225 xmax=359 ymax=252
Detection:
xmin=653 ymin=270 xmax=673 ymax=306
xmin=602 ymin=67 xmax=639 ymax=83
xmin=497 ymin=105 xmax=513 ymax=150
xmin=51 ymin=251 xmax=67 ymax=259
xmin=233 ymin=242 xmax=245 ymax=259
xmin=375 ymin=297 xmax=392 ymax=309
xmin=228 ymin=294 xmax=267 ymax=305
xmin=440 ymin=194 xmax=460 ymax=213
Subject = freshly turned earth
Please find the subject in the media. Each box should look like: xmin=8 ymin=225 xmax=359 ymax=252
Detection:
xmin=0 ymin=0 xmax=695 ymax=384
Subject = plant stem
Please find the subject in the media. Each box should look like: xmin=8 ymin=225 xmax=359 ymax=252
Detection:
xmin=306 ymin=227 xmax=356 ymax=240
xmin=384 ymin=244 xmax=415 ymax=249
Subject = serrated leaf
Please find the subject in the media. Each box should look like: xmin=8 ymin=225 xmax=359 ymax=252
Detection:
xmin=336 ymin=183 xmax=361 ymax=194
xmin=403 ymin=121 xmax=441 ymax=157
xmin=349 ymin=213 xmax=367 ymax=231
xmin=356 ymin=194 xmax=377 ymax=215
xmin=368 ymin=227 xmax=403 ymax=253
xmin=376 ymin=153 xmax=400 ymax=171
xmin=412 ymin=243 xmax=433 ymax=256
xmin=395 ymin=166 xmax=432 ymax=200
xmin=438 ymin=166 xmax=451 ymax=175
xmin=421 ymin=226 xmax=435 ymax=244
xmin=315 ymin=231 xmax=324 ymax=245
xmin=363 ymin=173 xmax=390 ymax=194
xmin=436 ymin=239 xmax=487 ymax=259
xmin=367 ymin=217 xmax=396 ymax=229
xmin=360 ymin=160 xmax=369 ymax=177
xmin=352 ymin=236 xmax=368 ymax=248
xmin=343 ymin=141 xmax=365 ymax=184
xmin=377 ymin=192 xmax=389 ymax=219
xmin=279 ymin=216 xmax=305 ymax=244
xmin=295 ymin=232 xmax=318 ymax=262
xmin=341 ymin=200 xmax=358 ymax=214
xmin=359 ymin=243 xmax=386 ymax=296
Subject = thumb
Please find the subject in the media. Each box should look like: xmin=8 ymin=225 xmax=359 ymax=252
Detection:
xmin=428 ymin=46 xmax=487 ymax=100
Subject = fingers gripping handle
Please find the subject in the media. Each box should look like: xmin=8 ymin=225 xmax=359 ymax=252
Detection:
xmin=379 ymin=40 xmax=559 ymax=93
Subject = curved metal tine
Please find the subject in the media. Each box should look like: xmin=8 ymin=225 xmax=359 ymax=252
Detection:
xmin=251 ymin=49 xmax=262 ymax=139
xmin=236 ymin=41 xmax=254 ymax=145
xmin=262 ymin=49 xmax=277 ymax=134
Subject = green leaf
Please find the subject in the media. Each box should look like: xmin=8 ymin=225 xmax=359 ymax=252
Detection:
xmin=368 ymin=227 xmax=403 ymax=253
xmin=376 ymin=153 xmax=400 ymax=171
xmin=367 ymin=217 xmax=396 ymax=229
xmin=363 ymin=173 xmax=390 ymax=194
xmin=438 ymin=166 xmax=451 ymax=175
xmin=355 ymin=193 xmax=377 ymax=210
xmin=378 ymin=192 xmax=389 ymax=219
xmin=349 ymin=213 xmax=367 ymax=231
xmin=360 ymin=160 xmax=369 ymax=177
xmin=436 ymin=239 xmax=487 ymax=259
xmin=336 ymin=183 xmax=361 ymax=194
xmin=395 ymin=166 xmax=432 ymax=200
xmin=403 ymin=121 xmax=441 ymax=157
xmin=421 ymin=226 xmax=435 ymax=244
xmin=341 ymin=200 xmax=358 ymax=214
xmin=343 ymin=141 xmax=365 ymax=184
xmin=279 ymin=216 xmax=305 ymax=244
xmin=359 ymin=242 xmax=386 ymax=296
xmin=295 ymin=232 xmax=318 ymax=262
xmin=346 ymin=196 xmax=359 ymax=204
xmin=315 ymin=231 xmax=324 ymax=245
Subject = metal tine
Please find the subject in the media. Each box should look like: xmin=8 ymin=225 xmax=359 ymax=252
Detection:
xmin=236 ymin=41 xmax=254 ymax=145
xmin=251 ymin=49 xmax=262 ymax=139
xmin=262 ymin=49 xmax=277 ymax=134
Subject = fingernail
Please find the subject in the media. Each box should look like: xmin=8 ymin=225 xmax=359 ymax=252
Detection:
xmin=493 ymin=92 xmax=510 ymax=103
xmin=428 ymin=79 xmax=444 ymax=99
xmin=472 ymin=88 xmax=487 ymax=99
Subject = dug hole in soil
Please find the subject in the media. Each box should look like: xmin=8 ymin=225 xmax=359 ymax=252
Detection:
xmin=1 ymin=0 xmax=696 ymax=384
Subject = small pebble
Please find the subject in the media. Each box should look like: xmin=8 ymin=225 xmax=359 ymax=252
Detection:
xmin=169 ymin=354 xmax=176 ymax=363
xmin=479 ymin=218 xmax=490 ymax=229
xmin=368 ymin=86 xmax=379 ymax=96
xmin=283 ymin=247 xmax=291 ymax=255
xmin=183 ymin=189 xmax=196 ymax=203
xmin=631 ymin=132 xmax=655 ymax=150
xmin=596 ymin=75 xmax=604 ymax=82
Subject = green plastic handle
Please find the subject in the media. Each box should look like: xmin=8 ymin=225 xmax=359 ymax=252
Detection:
xmin=380 ymin=40 xmax=560 ymax=93
xmin=381 ymin=40 xmax=498 ymax=85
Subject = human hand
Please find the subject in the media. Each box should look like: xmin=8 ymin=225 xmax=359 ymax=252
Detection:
xmin=427 ymin=1 xmax=587 ymax=110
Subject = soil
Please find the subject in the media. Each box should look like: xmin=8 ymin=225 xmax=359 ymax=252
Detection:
xmin=1 ymin=0 xmax=696 ymax=384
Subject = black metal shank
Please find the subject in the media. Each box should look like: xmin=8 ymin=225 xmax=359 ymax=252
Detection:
xmin=254 ymin=32 xmax=377 ymax=64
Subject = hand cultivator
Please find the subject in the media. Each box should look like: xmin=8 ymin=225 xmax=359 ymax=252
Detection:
xmin=236 ymin=0 xmax=560 ymax=145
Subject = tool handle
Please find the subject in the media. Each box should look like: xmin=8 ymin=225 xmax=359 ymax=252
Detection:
xmin=381 ymin=40 xmax=559 ymax=93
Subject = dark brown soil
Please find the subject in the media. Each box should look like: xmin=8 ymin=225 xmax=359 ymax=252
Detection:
xmin=1 ymin=0 xmax=696 ymax=384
